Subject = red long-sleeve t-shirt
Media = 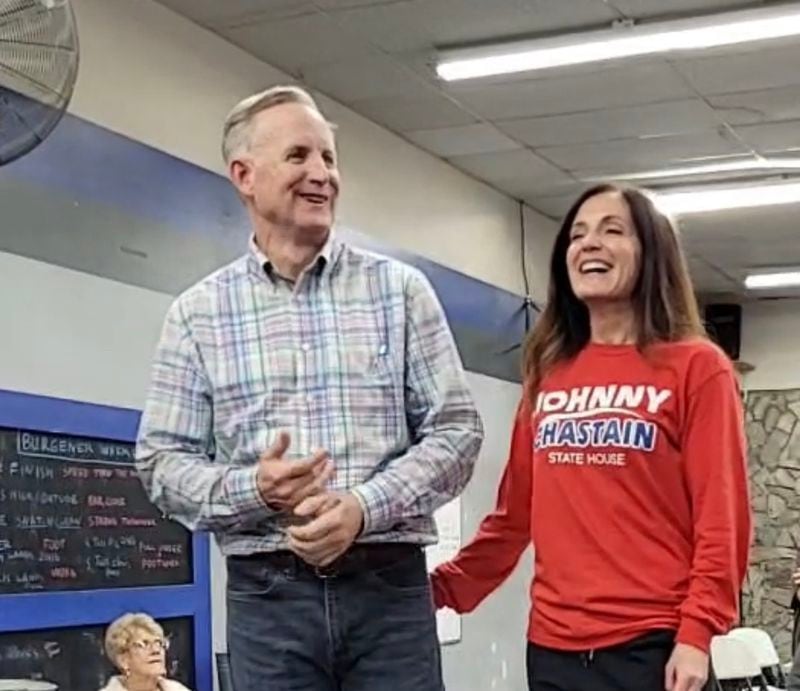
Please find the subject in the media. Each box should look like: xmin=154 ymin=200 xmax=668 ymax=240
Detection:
xmin=432 ymin=339 xmax=751 ymax=653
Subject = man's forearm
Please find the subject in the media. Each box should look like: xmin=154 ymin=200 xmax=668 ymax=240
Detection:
xmin=352 ymin=417 xmax=482 ymax=535
xmin=136 ymin=446 xmax=274 ymax=532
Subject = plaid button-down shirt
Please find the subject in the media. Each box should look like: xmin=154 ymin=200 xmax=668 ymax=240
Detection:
xmin=135 ymin=237 xmax=483 ymax=555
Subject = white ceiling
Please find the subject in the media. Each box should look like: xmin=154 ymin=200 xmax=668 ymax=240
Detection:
xmin=155 ymin=0 xmax=800 ymax=298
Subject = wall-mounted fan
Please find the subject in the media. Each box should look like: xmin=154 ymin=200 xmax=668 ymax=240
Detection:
xmin=0 ymin=0 xmax=78 ymax=165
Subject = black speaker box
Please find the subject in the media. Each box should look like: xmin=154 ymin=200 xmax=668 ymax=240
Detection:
xmin=705 ymin=303 xmax=742 ymax=361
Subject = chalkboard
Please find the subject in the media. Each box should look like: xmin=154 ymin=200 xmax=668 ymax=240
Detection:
xmin=0 ymin=617 xmax=194 ymax=689
xmin=0 ymin=428 xmax=192 ymax=593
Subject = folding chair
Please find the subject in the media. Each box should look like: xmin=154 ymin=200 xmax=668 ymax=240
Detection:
xmin=710 ymin=635 xmax=768 ymax=691
xmin=728 ymin=627 xmax=786 ymax=689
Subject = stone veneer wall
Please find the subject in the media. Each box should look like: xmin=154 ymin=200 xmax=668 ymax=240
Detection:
xmin=742 ymin=388 xmax=800 ymax=659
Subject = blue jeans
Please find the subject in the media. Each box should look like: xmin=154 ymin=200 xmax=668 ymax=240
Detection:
xmin=226 ymin=546 xmax=444 ymax=691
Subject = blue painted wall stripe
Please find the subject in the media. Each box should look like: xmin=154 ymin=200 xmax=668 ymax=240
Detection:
xmin=0 ymin=112 xmax=531 ymax=368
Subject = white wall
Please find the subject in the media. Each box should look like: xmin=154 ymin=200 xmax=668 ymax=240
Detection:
xmin=441 ymin=374 xmax=532 ymax=691
xmin=741 ymin=299 xmax=800 ymax=391
xmin=0 ymin=252 xmax=170 ymax=409
xmin=68 ymin=0 xmax=556 ymax=300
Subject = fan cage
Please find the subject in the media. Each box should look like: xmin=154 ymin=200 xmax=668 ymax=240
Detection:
xmin=0 ymin=0 xmax=79 ymax=164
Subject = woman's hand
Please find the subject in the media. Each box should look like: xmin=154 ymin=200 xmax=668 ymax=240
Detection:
xmin=665 ymin=643 xmax=708 ymax=691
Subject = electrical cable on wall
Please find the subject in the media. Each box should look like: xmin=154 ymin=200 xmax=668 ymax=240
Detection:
xmin=519 ymin=200 xmax=541 ymax=333
xmin=498 ymin=202 xmax=541 ymax=356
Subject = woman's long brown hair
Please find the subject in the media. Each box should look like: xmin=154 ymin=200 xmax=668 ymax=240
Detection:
xmin=522 ymin=183 xmax=706 ymax=403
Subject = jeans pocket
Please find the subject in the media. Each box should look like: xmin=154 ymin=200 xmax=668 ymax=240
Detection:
xmin=226 ymin=557 xmax=290 ymax=600
xmin=365 ymin=551 xmax=431 ymax=595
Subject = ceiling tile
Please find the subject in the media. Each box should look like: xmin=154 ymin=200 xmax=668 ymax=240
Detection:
xmin=329 ymin=0 xmax=617 ymax=54
xmin=683 ymin=253 xmax=742 ymax=294
xmin=446 ymin=61 xmax=694 ymax=120
xmin=447 ymin=149 xmax=574 ymax=199
xmin=314 ymin=0 xmax=407 ymax=8
xmin=686 ymin=206 xmax=800 ymax=246
xmin=220 ymin=12 xmax=371 ymax=72
xmin=733 ymin=121 xmax=800 ymax=154
xmin=710 ymin=85 xmax=800 ymax=126
xmin=348 ymin=93 xmax=478 ymax=131
xmin=524 ymin=191 xmax=578 ymax=219
xmin=159 ymin=0 xmax=412 ymax=26
xmin=157 ymin=0 xmax=318 ymax=26
xmin=673 ymin=43 xmax=800 ymax=96
xmin=569 ymin=153 xmax=760 ymax=182
xmin=537 ymin=130 xmax=744 ymax=170
xmin=607 ymin=0 xmax=758 ymax=19
xmin=680 ymin=204 xmax=800 ymax=295
xmin=405 ymin=123 xmax=520 ymax=157
xmin=498 ymin=99 xmax=719 ymax=148
xmin=690 ymin=237 xmax=800 ymax=276
xmin=300 ymin=55 xmax=433 ymax=102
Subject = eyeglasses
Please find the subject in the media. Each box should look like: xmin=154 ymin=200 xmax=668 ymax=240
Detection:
xmin=130 ymin=638 xmax=170 ymax=652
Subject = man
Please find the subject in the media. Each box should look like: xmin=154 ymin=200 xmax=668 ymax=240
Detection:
xmin=135 ymin=85 xmax=483 ymax=690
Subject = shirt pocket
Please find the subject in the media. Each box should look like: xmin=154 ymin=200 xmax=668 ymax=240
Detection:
xmin=344 ymin=338 xmax=393 ymax=381
xmin=340 ymin=331 xmax=402 ymax=421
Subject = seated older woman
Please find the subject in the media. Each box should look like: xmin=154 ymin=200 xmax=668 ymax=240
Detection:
xmin=101 ymin=612 xmax=191 ymax=691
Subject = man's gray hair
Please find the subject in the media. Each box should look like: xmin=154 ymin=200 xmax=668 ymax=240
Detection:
xmin=222 ymin=84 xmax=323 ymax=164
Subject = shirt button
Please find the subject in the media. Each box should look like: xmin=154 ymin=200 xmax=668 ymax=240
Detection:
xmin=301 ymin=343 xmax=310 ymax=352
xmin=306 ymin=394 xmax=314 ymax=404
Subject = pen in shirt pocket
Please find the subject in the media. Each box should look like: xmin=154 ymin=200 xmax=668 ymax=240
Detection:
xmin=368 ymin=342 xmax=390 ymax=375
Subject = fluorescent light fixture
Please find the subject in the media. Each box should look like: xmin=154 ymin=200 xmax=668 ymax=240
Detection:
xmin=654 ymin=180 xmax=800 ymax=215
xmin=437 ymin=5 xmax=800 ymax=81
xmin=745 ymin=271 xmax=800 ymax=290
xmin=587 ymin=158 xmax=800 ymax=182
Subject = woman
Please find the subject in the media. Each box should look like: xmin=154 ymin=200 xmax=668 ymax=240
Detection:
xmin=431 ymin=184 xmax=751 ymax=691
xmin=101 ymin=613 xmax=191 ymax=691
